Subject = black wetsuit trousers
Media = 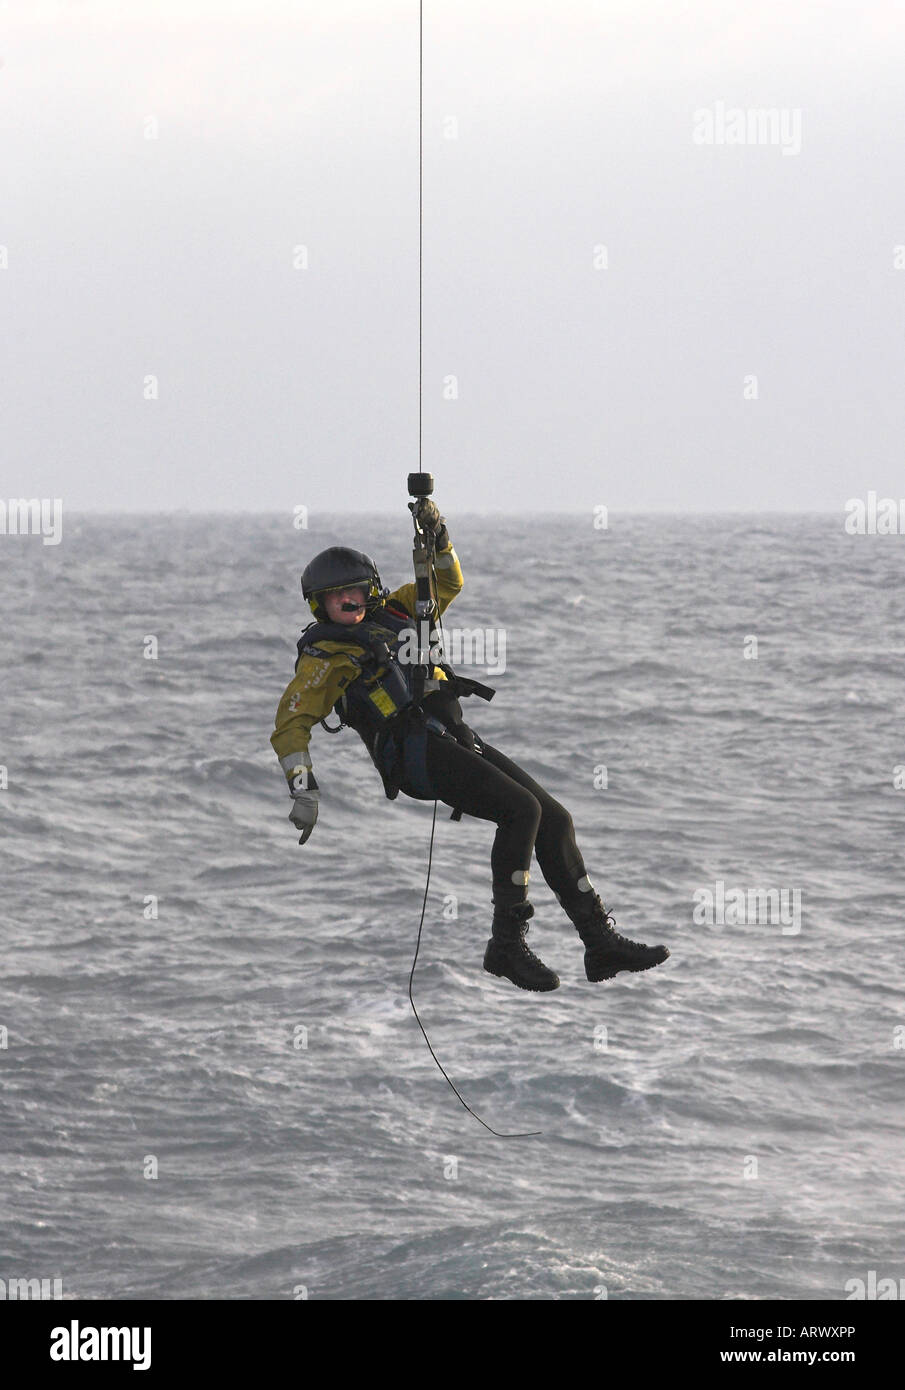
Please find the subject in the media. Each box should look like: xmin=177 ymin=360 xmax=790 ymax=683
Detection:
xmin=418 ymin=731 xmax=590 ymax=907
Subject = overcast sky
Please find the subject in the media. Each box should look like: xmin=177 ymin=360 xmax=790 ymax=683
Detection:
xmin=2 ymin=0 xmax=903 ymax=513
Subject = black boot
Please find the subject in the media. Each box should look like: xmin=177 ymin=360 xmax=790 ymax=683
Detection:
xmin=564 ymin=893 xmax=670 ymax=982
xmin=483 ymin=899 xmax=560 ymax=993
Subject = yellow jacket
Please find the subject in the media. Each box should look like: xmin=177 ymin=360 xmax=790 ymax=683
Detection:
xmin=271 ymin=539 xmax=464 ymax=790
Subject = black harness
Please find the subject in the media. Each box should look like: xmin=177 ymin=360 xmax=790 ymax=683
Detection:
xmin=295 ymin=602 xmax=495 ymax=802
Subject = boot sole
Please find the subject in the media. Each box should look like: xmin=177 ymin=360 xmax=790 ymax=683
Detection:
xmin=585 ymin=947 xmax=670 ymax=982
xmin=484 ymin=942 xmax=560 ymax=992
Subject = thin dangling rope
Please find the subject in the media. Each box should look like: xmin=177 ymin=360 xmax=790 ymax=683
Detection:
xmin=405 ymin=384 xmax=542 ymax=1142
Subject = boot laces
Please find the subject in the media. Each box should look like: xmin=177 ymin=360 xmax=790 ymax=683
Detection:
xmin=591 ymin=901 xmax=632 ymax=947
xmin=506 ymin=916 xmax=538 ymax=958
xmin=514 ymin=923 xmax=546 ymax=966
xmin=496 ymin=904 xmax=545 ymax=965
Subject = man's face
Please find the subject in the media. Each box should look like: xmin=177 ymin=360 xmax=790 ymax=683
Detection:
xmin=323 ymin=585 xmax=368 ymax=624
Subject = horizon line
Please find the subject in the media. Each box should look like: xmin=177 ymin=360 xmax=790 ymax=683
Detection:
xmin=32 ymin=506 xmax=853 ymax=517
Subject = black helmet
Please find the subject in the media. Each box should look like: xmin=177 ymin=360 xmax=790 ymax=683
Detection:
xmin=301 ymin=546 xmax=384 ymax=619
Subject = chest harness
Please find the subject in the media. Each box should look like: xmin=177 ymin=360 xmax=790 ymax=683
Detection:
xmin=295 ymin=601 xmax=495 ymax=804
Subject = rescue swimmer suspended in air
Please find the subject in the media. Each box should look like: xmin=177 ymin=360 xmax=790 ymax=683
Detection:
xmin=271 ymin=482 xmax=669 ymax=992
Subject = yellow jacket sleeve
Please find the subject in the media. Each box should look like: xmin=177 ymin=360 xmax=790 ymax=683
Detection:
xmin=270 ymin=648 xmax=360 ymax=791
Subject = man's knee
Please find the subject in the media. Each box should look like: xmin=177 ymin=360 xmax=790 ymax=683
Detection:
xmin=542 ymin=798 xmax=574 ymax=842
xmin=507 ymin=785 xmax=543 ymax=831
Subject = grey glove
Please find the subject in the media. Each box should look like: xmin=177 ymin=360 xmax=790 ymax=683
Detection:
xmin=415 ymin=498 xmax=449 ymax=550
xmin=289 ymin=791 xmax=319 ymax=845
